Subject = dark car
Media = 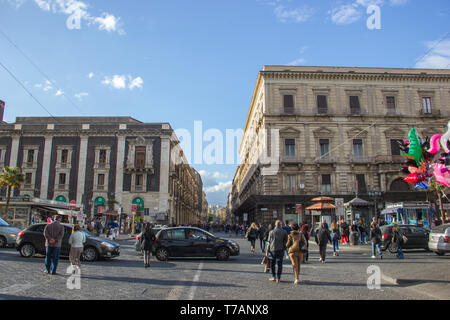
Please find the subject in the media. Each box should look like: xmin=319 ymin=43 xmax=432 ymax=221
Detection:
xmin=380 ymin=224 xmax=430 ymax=253
xmin=135 ymin=228 xmax=162 ymax=252
xmin=153 ymin=227 xmax=240 ymax=261
xmin=16 ymin=223 xmax=120 ymax=262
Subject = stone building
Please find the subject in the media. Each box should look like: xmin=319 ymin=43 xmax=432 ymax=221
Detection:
xmin=0 ymin=112 xmax=205 ymax=226
xmin=228 ymin=66 xmax=450 ymax=227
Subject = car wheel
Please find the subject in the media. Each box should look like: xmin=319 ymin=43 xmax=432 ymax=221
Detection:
xmin=20 ymin=243 xmax=36 ymax=258
xmin=435 ymin=251 xmax=445 ymax=256
xmin=82 ymin=247 xmax=98 ymax=262
xmin=216 ymin=247 xmax=230 ymax=261
xmin=388 ymin=242 xmax=398 ymax=254
xmin=0 ymin=236 xmax=7 ymax=248
xmin=155 ymin=247 xmax=169 ymax=261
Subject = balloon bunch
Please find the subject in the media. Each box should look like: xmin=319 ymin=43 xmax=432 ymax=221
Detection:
xmin=399 ymin=121 xmax=450 ymax=189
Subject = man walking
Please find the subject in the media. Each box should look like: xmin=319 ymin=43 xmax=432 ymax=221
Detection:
xmin=43 ymin=215 xmax=65 ymax=275
xmin=265 ymin=220 xmax=288 ymax=283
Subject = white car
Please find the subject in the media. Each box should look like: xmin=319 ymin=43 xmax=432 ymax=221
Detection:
xmin=428 ymin=223 xmax=450 ymax=256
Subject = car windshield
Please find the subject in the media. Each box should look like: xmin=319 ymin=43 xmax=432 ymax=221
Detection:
xmin=0 ymin=217 xmax=10 ymax=226
xmin=82 ymin=230 xmax=95 ymax=238
xmin=431 ymin=223 xmax=450 ymax=233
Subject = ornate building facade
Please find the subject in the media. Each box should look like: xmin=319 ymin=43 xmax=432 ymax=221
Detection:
xmin=0 ymin=114 xmax=205 ymax=225
xmin=228 ymin=66 xmax=450 ymax=226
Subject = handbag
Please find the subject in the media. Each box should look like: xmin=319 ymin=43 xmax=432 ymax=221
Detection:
xmin=402 ymin=235 xmax=408 ymax=244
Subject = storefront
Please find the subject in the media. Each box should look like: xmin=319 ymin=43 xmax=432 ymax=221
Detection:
xmin=381 ymin=202 xmax=432 ymax=229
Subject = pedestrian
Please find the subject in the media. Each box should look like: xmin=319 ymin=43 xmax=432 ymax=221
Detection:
xmin=95 ymin=218 xmax=103 ymax=237
xmin=258 ymin=224 xmax=267 ymax=253
xmin=265 ymin=220 xmax=288 ymax=283
xmin=282 ymin=221 xmax=292 ymax=258
xmin=359 ymin=220 xmax=368 ymax=244
xmin=300 ymin=224 xmax=310 ymax=263
xmin=369 ymin=221 xmax=383 ymax=259
xmin=315 ymin=221 xmax=332 ymax=263
xmin=141 ymin=223 xmax=156 ymax=268
xmin=262 ymin=224 xmax=273 ymax=273
xmin=68 ymin=224 xmax=86 ymax=269
xmin=392 ymin=225 xmax=406 ymax=259
xmin=245 ymin=222 xmax=258 ymax=253
xmin=43 ymin=215 xmax=65 ymax=275
xmin=330 ymin=221 xmax=340 ymax=256
xmin=350 ymin=221 xmax=359 ymax=245
xmin=285 ymin=223 xmax=307 ymax=285
xmin=340 ymin=219 xmax=349 ymax=245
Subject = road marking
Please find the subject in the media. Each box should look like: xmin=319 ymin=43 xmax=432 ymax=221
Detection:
xmin=188 ymin=262 xmax=204 ymax=300
xmin=0 ymin=283 xmax=35 ymax=295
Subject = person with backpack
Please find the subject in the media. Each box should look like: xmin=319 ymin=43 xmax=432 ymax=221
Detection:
xmin=265 ymin=220 xmax=288 ymax=283
xmin=285 ymin=223 xmax=307 ymax=284
xmin=141 ymin=223 xmax=156 ymax=268
xmin=392 ymin=225 xmax=406 ymax=259
xmin=370 ymin=221 xmax=383 ymax=259
xmin=315 ymin=222 xmax=332 ymax=263
xmin=245 ymin=222 xmax=258 ymax=253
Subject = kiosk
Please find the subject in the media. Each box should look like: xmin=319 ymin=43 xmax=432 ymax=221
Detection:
xmin=381 ymin=202 xmax=432 ymax=229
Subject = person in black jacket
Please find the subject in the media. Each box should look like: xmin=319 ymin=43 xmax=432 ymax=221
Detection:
xmin=141 ymin=223 xmax=156 ymax=268
xmin=369 ymin=222 xmax=383 ymax=259
xmin=300 ymin=224 xmax=310 ymax=263
xmin=392 ymin=225 xmax=405 ymax=259
xmin=315 ymin=222 xmax=332 ymax=263
xmin=258 ymin=224 xmax=267 ymax=253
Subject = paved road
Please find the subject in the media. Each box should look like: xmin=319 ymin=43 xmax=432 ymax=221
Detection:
xmin=0 ymin=232 xmax=447 ymax=300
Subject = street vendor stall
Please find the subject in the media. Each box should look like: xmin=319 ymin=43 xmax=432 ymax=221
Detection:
xmin=381 ymin=202 xmax=432 ymax=229
xmin=306 ymin=197 xmax=336 ymax=230
xmin=344 ymin=197 xmax=373 ymax=228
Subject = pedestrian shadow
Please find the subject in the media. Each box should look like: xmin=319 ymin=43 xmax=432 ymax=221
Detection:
xmin=0 ymin=294 xmax=56 ymax=300
xmin=80 ymin=274 xmax=246 ymax=289
xmin=395 ymin=279 xmax=450 ymax=286
xmin=297 ymin=280 xmax=397 ymax=288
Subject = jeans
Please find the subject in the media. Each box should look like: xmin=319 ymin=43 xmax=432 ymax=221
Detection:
xmin=270 ymin=250 xmax=284 ymax=280
xmin=260 ymin=239 xmax=266 ymax=252
xmin=332 ymin=239 xmax=339 ymax=252
xmin=143 ymin=250 xmax=151 ymax=266
xmin=319 ymin=244 xmax=328 ymax=261
xmin=396 ymin=246 xmax=404 ymax=259
xmin=371 ymin=241 xmax=382 ymax=257
xmin=361 ymin=232 xmax=367 ymax=243
xmin=45 ymin=246 xmax=61 ymax=274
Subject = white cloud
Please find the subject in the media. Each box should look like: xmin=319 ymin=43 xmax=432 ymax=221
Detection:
xmin=55 ymin=89 xmax=64 ymax=96
xmin=88 ymin=72 xmax=94 ymax=79
xmin=274 ymin=5 xmax=315 ymax=23
xmin=205 ymin=181 xmax=232 ymax=193
xmin=128 ymin=76 xmax=144 ymax=90
xmin=93 ymin=13 xmax=124 ymax=34
xmin=102 ymin=75 xmax=144 ymax=90
xmin=74 ymin=92 xmax=88 ymax=101
xmin=330 ymin=4 xmax=362 ymax=25
xmin=35 ymin=79 xmax=53 ymax=92
xmin=415 ymin=39 xmax=450 ymax=69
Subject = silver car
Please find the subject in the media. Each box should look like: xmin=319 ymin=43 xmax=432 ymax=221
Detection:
xmin=0 ymin=217 xmax=22 ymax=248
xmin=428 ymin=223 xmax=450 ymax=256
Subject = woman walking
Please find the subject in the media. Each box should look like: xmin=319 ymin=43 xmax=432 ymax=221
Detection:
xmin=141 ymin=223 xmax=156 ymax=268
xmin=330 ymin=221 xmax=340 ymax=256
xmin=300 ymin=224 xmax=310 ymax=263
xmin=68 ymin=224 xmax=86 ymax=269
xmin=315 ymin=222 xmax=332 ymax=263
xmin=285 ymin=223 xmax=307 ymax=284
xmin=392 ymin=225 xmax=405 ymax=259
xmin=370 ymin=221 xmax=383 ymax=259
xmin=246 ymin=222 xmax=259 ymax=253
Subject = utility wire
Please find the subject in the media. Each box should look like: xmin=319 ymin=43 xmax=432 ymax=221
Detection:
xmin=414 ymin=32 xmax=450 ymax=67
xmin=0 ymin=27 xmax=85 ymax=115
xmin=0 ymin=60 xmax=58 ymax=121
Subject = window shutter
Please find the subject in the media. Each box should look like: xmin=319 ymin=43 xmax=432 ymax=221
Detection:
xmin=317 ymin=95 xmax=328 ymax=114
xmin=284 ymin=95 xmax=294 ymax=114
xmin=350 ymin=96 xmax=360 ymax=114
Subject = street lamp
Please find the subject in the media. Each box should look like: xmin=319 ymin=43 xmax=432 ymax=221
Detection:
xmin=368 ymin=188 xmax=382 ymax=221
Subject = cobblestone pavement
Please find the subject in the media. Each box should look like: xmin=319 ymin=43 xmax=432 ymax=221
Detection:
xmin=0 ymin=233 xmax=446 ymax=300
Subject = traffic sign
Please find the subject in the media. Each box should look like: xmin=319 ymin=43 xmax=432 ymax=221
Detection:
xmin=69 ymin=200 xmax=77 ymax=210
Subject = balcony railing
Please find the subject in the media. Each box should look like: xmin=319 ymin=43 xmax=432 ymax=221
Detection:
xmin=280 ymin=156 xmax=304 ymax=164
xmin=375 ymin=155 xmax=405 ymax=163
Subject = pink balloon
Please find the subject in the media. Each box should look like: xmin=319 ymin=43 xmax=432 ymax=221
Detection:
xmin=427 ymin=134 xmax=443 ymax=153
xmin=433 ymin=163 xmax=450 ymax=187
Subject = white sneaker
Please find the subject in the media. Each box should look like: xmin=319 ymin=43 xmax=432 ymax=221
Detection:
xmin=294 ymin=280 xmax=299 ymax=285
xmin=371 ymin=256 xmax=376 ymax=258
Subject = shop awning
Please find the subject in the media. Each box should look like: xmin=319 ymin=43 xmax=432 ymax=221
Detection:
xmin=345 ymin=197 xmax=372 ymax=207
xmin=306 ymin=202 xmax=337 ymax=210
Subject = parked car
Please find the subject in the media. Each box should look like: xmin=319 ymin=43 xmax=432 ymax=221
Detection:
xmin=380 ymin=224 xmax=430 ymax=253
xmin=134 ymin=227 xmax=162 ymax=252
xmin=153 ymin=227 xmax=240 ymax=261
xmin=0 ymin=217 xmax=21 ymax=248
xmin=428 ymin=223 xmax=450 ymax=256
xmin=16 ymin=223 xmax=120 ymax=262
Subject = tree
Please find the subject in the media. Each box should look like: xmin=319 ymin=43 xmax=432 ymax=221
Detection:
xmin=0 ymin=167 xmax=26 ymax=220
xmin=428 ymin=179 xmax=449 ymax=223
xmin=106 ymin=198 xmax=119 ymax=212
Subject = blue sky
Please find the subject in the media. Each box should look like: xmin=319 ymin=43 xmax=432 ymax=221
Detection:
xmin=0 ymin=0 xmax=449 ymax=206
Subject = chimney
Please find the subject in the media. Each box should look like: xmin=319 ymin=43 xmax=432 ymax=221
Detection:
xmin=0 ymin=100 xmax=4 ymax=122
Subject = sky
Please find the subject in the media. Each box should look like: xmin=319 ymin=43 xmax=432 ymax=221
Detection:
xmin=0 ymin=0 xmax=449 ymax=206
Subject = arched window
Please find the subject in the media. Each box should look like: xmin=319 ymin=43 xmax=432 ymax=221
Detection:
xmin=390 ymin=178 xmax=410 ymax=191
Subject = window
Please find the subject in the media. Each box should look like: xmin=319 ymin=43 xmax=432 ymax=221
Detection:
xmin=58 ymin=173 xmax=66 ymax=185
xmin=317 ymin=95 xmax=328 ymax=114
xmin=320 ymin=139 xmax=330 ymax=159
xmin=98 ymin=174 xmax=105 ymax=186
xmin=136 ymin=174 xmax=144 ymax=186
xmin=356 ymin=174 xmax=367 ymax=194
xmin=349 ymin=96 xmax=361 ymax=114
xmin=61 ymin=149 xmax=69 ymax=164
xmin=284 ymin=95 xmax=294 ymax=114
xmin=135 ymin=147 xmax=146 ymax=168
xmin=27 ymin=149 xmax=34 ymax=164
xmin=321 ymin=174 xmax=331 ymax=193
xmin=25 ymin=173 xmax=32 ymax=184
xmin=287 ymin=175 xmax=296 ymax=191
xmin=167 ymin=229 xmax=186 ymax=240
xmin=353 ymin=139 xmax=363 ymax=159
xmin=422 ymin=97 xmax=432 ymax=114
xmin=386 ymin=96 xmax=396 ymax=111
xmin=390 ymin=139 xmax=401 ymax=156
xmin=285 ymin=139 xmax=295 ymax=158
xmin=99 ymin=149 xmax=107 ymax=164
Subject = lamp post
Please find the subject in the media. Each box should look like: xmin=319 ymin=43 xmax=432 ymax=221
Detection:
xmin=369 ymin=188 xmax=382 ymax=222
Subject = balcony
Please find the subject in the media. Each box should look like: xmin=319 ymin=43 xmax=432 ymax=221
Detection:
xmin=280 ymin=156 xmax=304 ymax=166
xmin=419 ymin=109 xmax=440 ymax=117
xmin=349 ymin=155 xmax=373 ymax=164
xmin=315 ymin=156 xmax=337 ymax=164
xmin=56 ymin=184 xmax=69 ymax=191
xmin=375 ymin=155 xmax=405 ymax=164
